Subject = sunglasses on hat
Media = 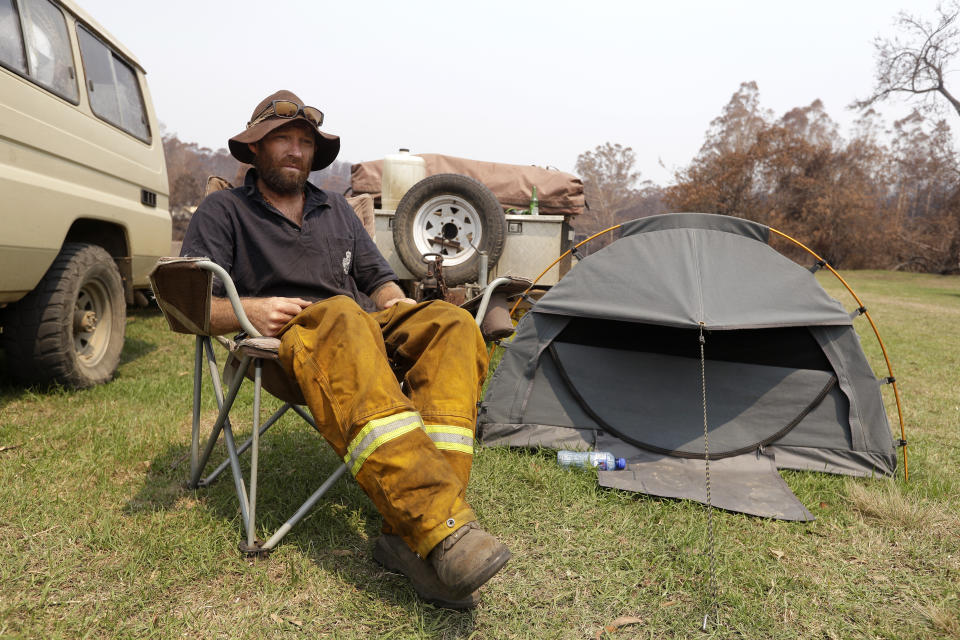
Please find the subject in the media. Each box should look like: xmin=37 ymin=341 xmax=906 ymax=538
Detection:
xmin=247 ymin=100 xmax=324 ymax=129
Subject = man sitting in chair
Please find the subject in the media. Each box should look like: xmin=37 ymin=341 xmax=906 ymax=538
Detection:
xmin=180 ymin=90 xmax=509 ymax=609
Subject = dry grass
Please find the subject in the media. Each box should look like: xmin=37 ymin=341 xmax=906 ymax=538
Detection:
xmin=846 ymin=479 xmax=958 ymax=533
xmin=1 ymin=272 xmax=959 ymax=639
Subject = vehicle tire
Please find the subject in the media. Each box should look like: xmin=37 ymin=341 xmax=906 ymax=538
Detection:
xmin=393 ymin=173 xmax=507 ymax=285
xmin=2 ymin=242 xmax=125 ymax=388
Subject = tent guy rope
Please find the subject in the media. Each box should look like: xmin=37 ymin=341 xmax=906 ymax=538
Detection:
xmin=700 ymin=322 xmax=719 ymax=631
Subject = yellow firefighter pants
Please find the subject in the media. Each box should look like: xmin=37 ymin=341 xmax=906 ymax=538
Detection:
xmin=278 ymin=295 xmax=487 ymax=557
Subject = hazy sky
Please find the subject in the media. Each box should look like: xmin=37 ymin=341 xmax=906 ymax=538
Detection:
xmin=79 ymin=0 xmax=955 ymax=184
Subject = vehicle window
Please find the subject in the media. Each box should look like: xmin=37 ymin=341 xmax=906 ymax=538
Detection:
xmin=20 ymin=0 xmax=77 ymax=101
xmin=113 ymin=56 xmax=149 ymax=140
xmin=0 ymin=0 xmax=27 ymax=74
xmin=76 ymin=25 xmax=150 ymax=141
xmin=77 ymin=27 xmax=120 ymax=125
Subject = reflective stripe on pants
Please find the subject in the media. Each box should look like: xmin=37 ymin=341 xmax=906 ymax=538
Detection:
xmin=424 ymin=424 xmax=474 ymax=456
xmin=344 ymin=411 xmax=423 ymax=476
xmin=279 ymin=296 xmax=487 ymax=557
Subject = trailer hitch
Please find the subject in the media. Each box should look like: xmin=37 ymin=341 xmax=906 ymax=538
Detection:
xmin=417 ymin=253 xmax=448 ymax=302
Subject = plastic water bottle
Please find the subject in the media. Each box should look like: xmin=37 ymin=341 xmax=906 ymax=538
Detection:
xmin=529 ymin=185 xmax=540 ymax=216
xmin=557 ymin=450 xmax=626 ymax=471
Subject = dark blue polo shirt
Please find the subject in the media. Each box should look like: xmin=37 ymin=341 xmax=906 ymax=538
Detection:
xmin=180 ymin=169 xmax=397 ymax=312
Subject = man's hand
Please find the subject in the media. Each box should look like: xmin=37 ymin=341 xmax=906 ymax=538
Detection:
xmin=210 ymin=296 xmax=311 ymax=336
xmin=380 ymin=295 xmax=417 ymax=309
xmin=372 ymin=281 xmax=416 ymax=310
xmin=243 ymin=297 xmax=312 ymax=336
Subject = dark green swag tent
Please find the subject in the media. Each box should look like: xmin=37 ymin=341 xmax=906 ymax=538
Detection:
xmin=478 ymin=213 xmax=896 ymax=520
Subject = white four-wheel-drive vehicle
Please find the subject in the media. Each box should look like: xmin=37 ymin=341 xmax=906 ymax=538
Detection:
xmin=0 ymin=0 xmax=171 ymax=388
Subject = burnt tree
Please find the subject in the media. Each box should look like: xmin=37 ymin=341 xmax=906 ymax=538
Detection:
xmin=854 ymin=2 xmax=960 ymax=117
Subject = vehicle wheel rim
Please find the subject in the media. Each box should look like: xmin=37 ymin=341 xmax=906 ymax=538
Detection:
xmin=411 ymin=195 xmax=483 ymax=267
xmin=73 ymin=277 xmax=113 ymax=368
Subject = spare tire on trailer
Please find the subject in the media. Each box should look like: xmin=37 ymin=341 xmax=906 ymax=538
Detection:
xmin=392 ymin=173 xmax=506 ymax=285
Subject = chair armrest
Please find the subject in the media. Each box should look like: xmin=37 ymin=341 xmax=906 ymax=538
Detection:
xmin=149 ymin=257 xmax=262 ymax=338
xmin=471 ymin=277 xmax=518 ymax=329
xmin=190 ymin=260 xmax=263 ymax=338
xmin=463 ymin=276 xmax=535 ymax=341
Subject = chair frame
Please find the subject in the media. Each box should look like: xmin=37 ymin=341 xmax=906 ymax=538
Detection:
xmin=176 ymin=260 xmax=347 ymax=555
xmin=152 ymin=256 xmax=520 ymax=556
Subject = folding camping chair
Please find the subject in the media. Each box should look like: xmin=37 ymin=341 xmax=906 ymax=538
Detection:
xmin=149 ymin=256 xmax=343 ymax=555
xmin=149 ymin=247 xmax=528 ymax=556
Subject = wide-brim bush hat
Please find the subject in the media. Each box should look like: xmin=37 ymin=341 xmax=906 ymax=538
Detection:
xmin=228 ymin=89 xmax=340 ymax=171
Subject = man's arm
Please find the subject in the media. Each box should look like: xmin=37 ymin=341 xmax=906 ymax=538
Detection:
xmin=371 ymin=281 xmax=416 ymax=310
xmin=213 ymin=284 xmax=411 ymax=336
xmin=210 ymin=296 xmax=312 ymax=336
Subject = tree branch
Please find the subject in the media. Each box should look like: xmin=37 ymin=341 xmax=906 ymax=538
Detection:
xmin=853 ymin=2 xmax=960 ymax=117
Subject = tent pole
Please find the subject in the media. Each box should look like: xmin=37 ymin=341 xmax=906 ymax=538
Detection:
xmin=507 ymin=225 xmax=623 ymax=320
xmin=496 ymin=220 xmax=908 ymax=482
xmin=490 ymin=224 xmax=626 ymax=359
xmin=768 ymin=227 xmax=908 ymax=482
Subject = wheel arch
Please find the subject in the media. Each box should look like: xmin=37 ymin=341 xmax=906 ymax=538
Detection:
xmin=64 ymin=219 xmax=134 ymax=304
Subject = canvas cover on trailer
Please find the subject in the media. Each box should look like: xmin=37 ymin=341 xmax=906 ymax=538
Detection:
xmin=478 ymin=213 xmax=896 ymax=520
xmin=351 ymin=153 xmax=585 ymax=216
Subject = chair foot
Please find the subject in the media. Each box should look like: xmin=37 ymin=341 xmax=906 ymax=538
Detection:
xmin=238 ymin=539 xmax=271 ymax=559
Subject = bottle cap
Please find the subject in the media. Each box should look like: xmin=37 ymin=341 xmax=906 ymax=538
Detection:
xmin=615 ymin=457 xmax=626 ymax=470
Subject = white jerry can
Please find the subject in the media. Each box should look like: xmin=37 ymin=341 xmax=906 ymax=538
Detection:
xmin=381 ymin=149 xmax=426 ymax=211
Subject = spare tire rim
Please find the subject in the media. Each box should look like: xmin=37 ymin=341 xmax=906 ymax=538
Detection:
xmin=411 ymin=195 xmax=483 ymax=267
xmin=73 ymin=277 xmax=112 ymax=367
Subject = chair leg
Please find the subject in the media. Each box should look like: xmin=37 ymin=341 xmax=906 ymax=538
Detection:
xmin=218 ymin=356 xmax=253 ymax=534
xmin=201 ymin=405 xmax=292 ymax=485
xmin=185 ymin=344 xmax=347 ymax=555
xmin=261 ymin=463 xmax=349 ymax=551
xmin=190 ymin=336 xmax=204 ymax=485
xmin=203 ymin=338 xmax=240 ymax=450
xmin=247 ymin=360 xmax=263 ymax=549
xmin=192 ymin=354 xmax=252 ymax=530
xmin=290 ymin=403 xmax=318 ymax=429
xmin=188 ymin=338 xmax=238 ymax=488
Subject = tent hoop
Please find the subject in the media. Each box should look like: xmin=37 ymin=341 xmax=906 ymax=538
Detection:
xmin=767 ymin=228 xmax=908 ymax=482
xmin=496 ymin=224 xmax=623 ymax=357
xmin=507 ymin=224 xmax=622 ymax=319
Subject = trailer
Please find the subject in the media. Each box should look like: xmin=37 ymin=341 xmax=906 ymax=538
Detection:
xmin=350 ymin=153 xmax=584 ymax=299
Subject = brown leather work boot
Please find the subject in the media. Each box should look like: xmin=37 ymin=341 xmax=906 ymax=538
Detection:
xmin=428 ymin=522 xmax=511 ymax=599
xmin=373 ymin=535 xmax=480 ymax=610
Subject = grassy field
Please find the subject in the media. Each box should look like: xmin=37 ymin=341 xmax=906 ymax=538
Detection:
xmin=0 ymin=271 xmax=957 ymax=639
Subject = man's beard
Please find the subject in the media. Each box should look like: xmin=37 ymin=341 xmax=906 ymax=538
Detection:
xmin=255 ymin=153 xmax=310 ymax=195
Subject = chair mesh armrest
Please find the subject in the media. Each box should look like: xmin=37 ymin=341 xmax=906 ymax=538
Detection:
xmin=149 ymin=257 xmax=214 ymax=335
